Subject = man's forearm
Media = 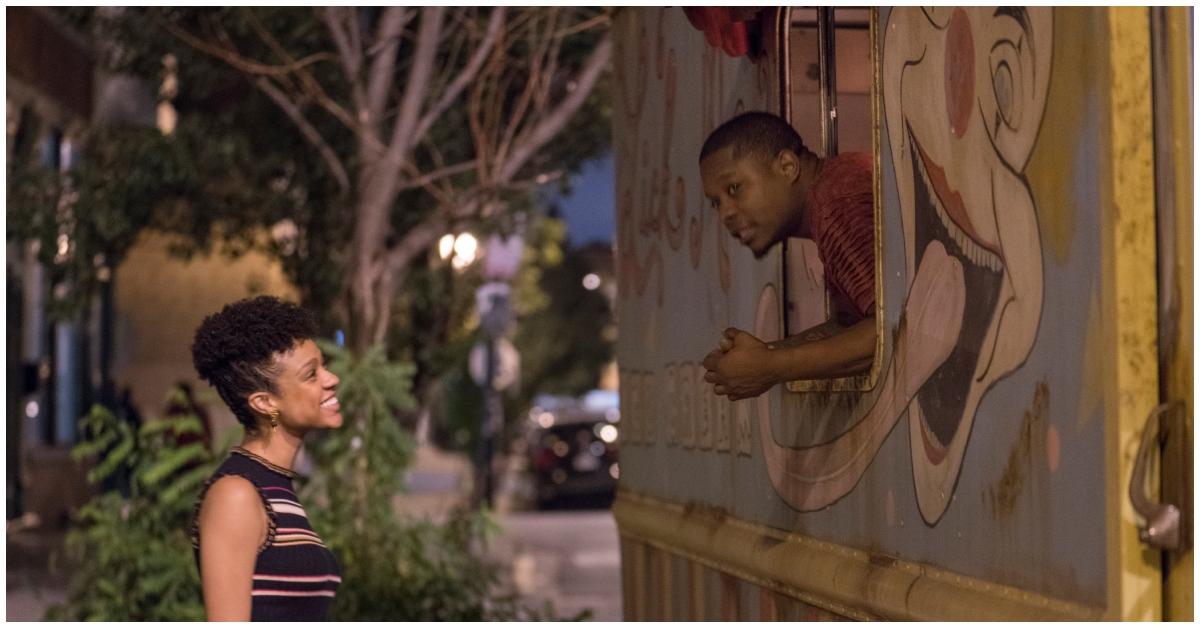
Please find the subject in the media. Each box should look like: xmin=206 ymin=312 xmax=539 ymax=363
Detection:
xmin=766 ymin=317 xmax=877 ymax=381
xmin=768 ymin=318 xmax=852 ymax=349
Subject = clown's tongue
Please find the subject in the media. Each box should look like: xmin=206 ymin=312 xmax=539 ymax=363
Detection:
xmin=899 ymin=240 xmax=965 ymax=400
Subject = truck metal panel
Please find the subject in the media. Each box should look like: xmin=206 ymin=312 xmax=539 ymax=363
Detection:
xmin=612 ymin=7 xmax=1186 ymax=620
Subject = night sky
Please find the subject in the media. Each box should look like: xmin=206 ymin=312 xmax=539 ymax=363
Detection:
xmin=551 ymin=154 xmax=615 ymax=246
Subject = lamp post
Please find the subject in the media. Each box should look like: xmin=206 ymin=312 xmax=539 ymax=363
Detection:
xmin=440 ymin=231 xmax=523 ymax=509
xmin=472 ymin=233 xmax=523 ymax=509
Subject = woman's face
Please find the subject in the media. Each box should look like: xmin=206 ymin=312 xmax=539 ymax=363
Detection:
xmin=265 ymin=339 xmax=342 ymax=432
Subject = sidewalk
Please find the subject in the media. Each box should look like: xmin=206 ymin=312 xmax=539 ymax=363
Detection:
xmin=6 ymin=517 xmax=70 ymax=621
xmin=393 ymin=444 xmax=474 ymax=521
xmin=485 ymin=509 xmax=623 ymax=621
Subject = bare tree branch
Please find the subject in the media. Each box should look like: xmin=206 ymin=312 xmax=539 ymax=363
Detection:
xmin=321 ymin=7 xmax=361 ymax=76
xmin=387 ymin=7 xmax=446 ymax=163
xmin=505 ymin=169 xmax=564 ymax=190
xmin=254 ymin=77 xmax=351 ymax=193
xmin=419 ymin=8 xmax=469 ymax=103
xmin=412 ymin=7 xmax=506 ymax=142
xmin=554 ymin=12 xmax=610 ymax=38
xmin=495 ymin=9 xmax=559 ymax=168
xmin=386 ymin=219 xmax=445 ymax=276
xmin=320 ymin=6 xmax=371 ymax=136
xmin=345 ymin=8 xmax=363 ymax=73
xmin=396 ymin=160 xmax=477 ymax=193
xmin=499 ymin=33 xmax=611 ymax=181
xmin=364 ymin=7 xmax=411 ymax=133
xmin=467 ymin=30 xmax=509 ymax=182
xmin=365 ymin=8 xmax=414 ymax=57
xmin=349 ymin=8 xmax=444 ymax=347
xmin=369 ymin=262 xmax=403 ymax=344
xmin=412 ymin=136 xmax=457 ymax=202
xmin=160 ymin=11 xmax=361 ymax=135
xmin=239 ymin=10 xmax=362 ymax=135
xmin=156 ymin=13 xmax=337 ymax=77
xmin=534 ymin=15 xmax=568 ymax=114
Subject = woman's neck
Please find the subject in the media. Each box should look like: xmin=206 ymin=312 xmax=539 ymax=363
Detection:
xmin=239 ymin=428 xmax=304 ymax=472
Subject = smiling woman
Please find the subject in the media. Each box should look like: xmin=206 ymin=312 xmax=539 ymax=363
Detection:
xmin=188 ymin=296 xmax=343 ymax=621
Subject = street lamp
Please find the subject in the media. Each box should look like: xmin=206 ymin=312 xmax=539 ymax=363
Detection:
xmin=438 ymin=232 xmax=479 ymax=271
xmin=435 ymin=229 xmax=527 ymax=509
xmin=453 ymin=233 xmax=478 ymax=264
xmin=438 ymin=234 xmax=456 ymax=260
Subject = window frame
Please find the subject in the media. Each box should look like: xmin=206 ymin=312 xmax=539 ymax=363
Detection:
xmin=778 ymin=6 xmax=885 ymax=393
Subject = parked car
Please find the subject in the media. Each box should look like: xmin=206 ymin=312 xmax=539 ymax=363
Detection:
xmin=525 ymin=393 xmax=619 ymax=508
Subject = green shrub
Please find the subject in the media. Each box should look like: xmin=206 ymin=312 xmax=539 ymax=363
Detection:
xmin=46 ymin=394 xmax=231 ymax=621
xmin=305 ymin=342 xmax=587 ymax=621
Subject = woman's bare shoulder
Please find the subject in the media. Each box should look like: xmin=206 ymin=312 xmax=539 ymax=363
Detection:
xmin=199 ymin=475 xmax=266 ymax=527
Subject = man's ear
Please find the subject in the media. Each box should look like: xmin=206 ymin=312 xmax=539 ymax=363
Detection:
xmin=774 ymin=149 xmax=801 ymax=182
xmin=247 ymin=392 xmax=275 ymax=418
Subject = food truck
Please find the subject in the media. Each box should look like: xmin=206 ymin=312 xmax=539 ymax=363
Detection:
xmin=611 ymin=6 xmax=1192 ymax=620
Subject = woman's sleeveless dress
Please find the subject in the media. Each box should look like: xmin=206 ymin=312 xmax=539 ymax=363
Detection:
xmin=192 ymin=448 xmax=341 ymax=620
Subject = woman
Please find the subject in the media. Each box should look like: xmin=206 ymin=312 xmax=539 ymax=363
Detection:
xmin=189 ymin=296 xmax=342 ymax=620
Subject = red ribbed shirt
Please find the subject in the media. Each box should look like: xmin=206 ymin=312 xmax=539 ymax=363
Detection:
xmin=806 ymin=152 xmax=876 ymax=322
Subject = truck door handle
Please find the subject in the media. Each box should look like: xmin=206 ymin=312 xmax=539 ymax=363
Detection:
xmin=1129 ymin=401 xmax=1183 ymax=551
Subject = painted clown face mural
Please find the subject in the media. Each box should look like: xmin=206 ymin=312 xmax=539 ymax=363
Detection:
xmin=758 ymin=7 xmax=1052 ymax=523
xmin=888 ymin=6 xmax=1052 ymax=521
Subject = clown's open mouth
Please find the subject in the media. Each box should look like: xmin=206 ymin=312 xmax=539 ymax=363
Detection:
xmin=908 ymin=127 xmax=1004 ymax=450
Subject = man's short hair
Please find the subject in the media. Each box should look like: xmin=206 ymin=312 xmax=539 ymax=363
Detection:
xmin=699 ymin=111 xmax=811 ymax=164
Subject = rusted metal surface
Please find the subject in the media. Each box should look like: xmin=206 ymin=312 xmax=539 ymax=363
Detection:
xmin=1105 ymin=6 xmax=1162 ymax=619
xmin=1149 ymin=6 xmax=1194 ymax=619
xmin=614 ymin=490 xmax=1102 ymax=620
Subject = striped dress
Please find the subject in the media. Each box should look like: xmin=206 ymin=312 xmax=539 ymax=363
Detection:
xmin=192 ymin=448 xmax=341 ymax=621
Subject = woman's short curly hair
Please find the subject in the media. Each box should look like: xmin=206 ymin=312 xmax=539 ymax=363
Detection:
xmin=191 ymin=296 xmax=317 ymax=433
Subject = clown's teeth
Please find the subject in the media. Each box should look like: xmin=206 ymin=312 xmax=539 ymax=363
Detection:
xmin=916 ymin=151 xmax=1003 ymax=272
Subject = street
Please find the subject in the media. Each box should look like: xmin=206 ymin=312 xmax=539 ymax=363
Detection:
xmin=6 ymin=522 xmax=69 ymax=621
xmin=491 ymin=508 xmax=623 ymax=621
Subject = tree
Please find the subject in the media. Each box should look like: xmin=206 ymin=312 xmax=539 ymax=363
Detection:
xmin=11 ymin=7 xmax=616 ymax=489
xmin=15 ymin=6 xmax=613 ymax=430
xmin=142 ymin=7 xmax=613 ymax=352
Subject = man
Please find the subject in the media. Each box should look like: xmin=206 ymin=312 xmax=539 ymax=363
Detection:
xmin=700 ymin=111 xmax=875 ymax=400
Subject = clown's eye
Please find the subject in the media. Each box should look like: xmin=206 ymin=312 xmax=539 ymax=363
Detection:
xmin=727 ymin=183 xmax=740 ymax=196
xmin=990 ymin=47 xmax=1021 ymax=129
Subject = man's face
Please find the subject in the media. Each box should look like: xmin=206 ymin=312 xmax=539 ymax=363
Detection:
xmin=700 ymin=147 xmax=798 ymax=258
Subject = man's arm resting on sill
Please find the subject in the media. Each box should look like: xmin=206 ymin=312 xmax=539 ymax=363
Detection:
xmin=767 ymin=316 xmax=876 ymax=380
xmin=703 ymin=316 xmax=876 ymax=400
